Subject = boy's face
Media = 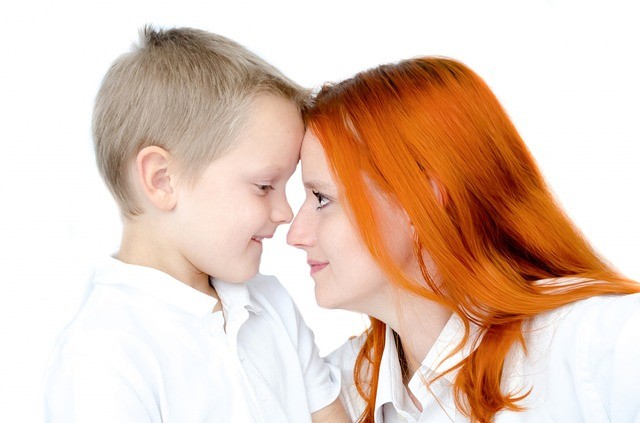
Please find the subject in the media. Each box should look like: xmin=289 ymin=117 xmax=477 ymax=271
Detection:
xmin=171 ymin=95 xmax=303 ymax=283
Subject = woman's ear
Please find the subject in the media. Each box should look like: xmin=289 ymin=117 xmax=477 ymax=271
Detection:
xmin=430 ymin=178 xmax=449 ymax=207
xmin=134 ymin=146 xmax=178 ymax=212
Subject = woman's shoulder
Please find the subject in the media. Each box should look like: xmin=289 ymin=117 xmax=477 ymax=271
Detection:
xmin=535 ymin=291 xmax=640 ymax=336
xmin=520 ymin=292 xmax=640 ymax=420
xmin=526 ymin=292 xmax=640 ymax=355
xmin=558 ymin=292 xmax=640 ymax=366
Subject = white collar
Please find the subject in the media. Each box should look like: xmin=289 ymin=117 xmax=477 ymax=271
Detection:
xmin=93 ymin=256 xmax=219 ymax=318
xmin=374 ymin=314 xmax=475 ymax=421
xmin=213 ymin=278 xmax=264 ymax=316
xmin=92 ymin=257 xmax=263 ymax=320
xmin=406 ymin=313 xmax=473 ymax=410
xmin=374 ymin=327 xmax=422 ymax=421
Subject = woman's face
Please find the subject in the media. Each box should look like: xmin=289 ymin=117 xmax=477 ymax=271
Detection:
xmin=287 ymin=131 xmax=416 ymax=315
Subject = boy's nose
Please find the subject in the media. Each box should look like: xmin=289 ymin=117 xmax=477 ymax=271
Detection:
xmin=272 ymin=198 xmax=294 ymax=225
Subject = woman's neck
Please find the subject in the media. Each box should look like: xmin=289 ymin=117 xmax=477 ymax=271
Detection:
xmin=384 ymin=288 xmax=452 ymax=379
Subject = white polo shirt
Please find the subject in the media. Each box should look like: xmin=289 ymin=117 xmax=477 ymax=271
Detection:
xmin=328 ymin=292 xmax=640 ymax=422
xmin=44 ymin=257 xmax=340 ymax=422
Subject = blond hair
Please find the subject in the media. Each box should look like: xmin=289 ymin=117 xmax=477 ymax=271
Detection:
xmin=93 ymin=25 xmax=309 ymax=216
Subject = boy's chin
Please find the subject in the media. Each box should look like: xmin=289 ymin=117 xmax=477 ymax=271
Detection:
xmin=216 ymin=266 xmax=260 ymax=284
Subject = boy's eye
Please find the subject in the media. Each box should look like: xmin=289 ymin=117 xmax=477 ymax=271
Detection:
xmin=312 ymin=190 xmax=330 ymax=209
xmin=256 ymin=184 xmax=274 ymax=193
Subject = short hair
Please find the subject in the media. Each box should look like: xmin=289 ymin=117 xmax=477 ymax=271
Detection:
xmin=93 ymin=25 xmax=309 ymax=216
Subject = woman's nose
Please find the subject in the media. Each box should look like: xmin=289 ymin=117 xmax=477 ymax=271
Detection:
xmin=286 ymin=208 xmax=313 ymax=248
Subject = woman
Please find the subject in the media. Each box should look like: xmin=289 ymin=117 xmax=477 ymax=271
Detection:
xmin=287 ymin=57 xmax=640 ymax=422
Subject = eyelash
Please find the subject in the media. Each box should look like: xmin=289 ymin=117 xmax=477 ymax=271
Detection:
xmin=312 ymin=190 xmax=330 ymax=209
xmin=256 ymin=184 xmax=274 ymax=193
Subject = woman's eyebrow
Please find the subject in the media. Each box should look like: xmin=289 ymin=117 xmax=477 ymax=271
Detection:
xmin=303 ymin=180 xmax=333 ymax=191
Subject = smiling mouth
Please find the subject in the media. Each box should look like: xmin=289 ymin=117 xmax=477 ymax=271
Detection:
xmin=251 ymin=235 xmax=273 ymax=244
xmin=308 ymin=261 xmax=329 ymax=275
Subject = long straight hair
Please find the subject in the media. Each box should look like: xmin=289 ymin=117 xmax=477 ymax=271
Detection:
xmin=305 ymin=57 xmax=639 ymax=423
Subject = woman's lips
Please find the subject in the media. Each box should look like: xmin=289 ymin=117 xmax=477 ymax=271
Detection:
xmin=307 ymin=260 xmax=329 ymax=275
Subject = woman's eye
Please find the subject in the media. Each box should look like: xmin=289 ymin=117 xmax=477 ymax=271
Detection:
xmin=312 ymin=190 xmax=330 ymax=209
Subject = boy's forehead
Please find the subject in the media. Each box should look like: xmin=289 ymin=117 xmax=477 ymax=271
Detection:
xmin=244 ymin=95 xmax=303 ymax=128
xmin=203 ymin=94 xmax=303 ymax=174
xmin=217 ymin=139 xmax=299 ymax=178
xmin=252 ymin=164 xmax=293 ymax=178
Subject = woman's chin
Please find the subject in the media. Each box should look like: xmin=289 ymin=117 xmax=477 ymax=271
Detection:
xmin=314 ymin=287 xmax=342 ymax=310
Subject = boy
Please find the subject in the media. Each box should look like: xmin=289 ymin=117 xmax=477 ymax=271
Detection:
xmin=44 ymin=26 xmax=347 ymax=422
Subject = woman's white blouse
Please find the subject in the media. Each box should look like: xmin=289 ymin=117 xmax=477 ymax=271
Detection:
xmin=327 ymin=293 xmax=640 ymax=422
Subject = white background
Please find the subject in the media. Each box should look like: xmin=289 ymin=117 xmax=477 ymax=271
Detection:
xmin=1 ymin=0 xmax=639 ymax=421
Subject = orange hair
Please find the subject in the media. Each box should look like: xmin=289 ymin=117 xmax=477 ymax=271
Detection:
xmin=305 ymin=57 xmax=639 ymax=423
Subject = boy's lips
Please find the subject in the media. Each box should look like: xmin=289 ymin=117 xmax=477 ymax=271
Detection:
xmin=307 ymin=259 xmax=329 ymax=275
xmin=251 ymin=235 xmax=273 ymax=243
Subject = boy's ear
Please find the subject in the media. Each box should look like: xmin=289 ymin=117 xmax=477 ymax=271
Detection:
xmin=135 ymin=146 xmax=178 ymax=212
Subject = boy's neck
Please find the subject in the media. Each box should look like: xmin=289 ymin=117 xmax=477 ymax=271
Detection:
xmin=117 ymin=220 xmax=219 ymax=301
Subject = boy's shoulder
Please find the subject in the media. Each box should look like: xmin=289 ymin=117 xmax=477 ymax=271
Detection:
xmin=324 ymin=333 xmax=368 ymax=420
xmin=245 ymin=273 xmax=292 ymax=304
xmin=215 ymin=273 xmax=306 ymax=337
xmin=52 ymin=279 xmax=152 ymax=359
xmin=326 ymin=332 xmax=366 ymax=375
xmin=53 ymin=257 xmax=208 ymax=357
xmin=229 ymin=273 xmax=300 ymax=322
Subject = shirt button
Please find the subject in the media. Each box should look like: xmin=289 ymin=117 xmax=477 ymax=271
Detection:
xmin=257 ymin=390 xmax=267 ymax=402
xmin=209 ymin=324 xmax=222 ymax=335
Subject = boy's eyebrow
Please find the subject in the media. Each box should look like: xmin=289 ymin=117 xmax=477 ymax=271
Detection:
xmin=260 ymin=165 xmax=284 ymax=172
xmin=254 ymin=166 xmax=285 ymax=177
xmin=303 ymin=180 xmax=334 ymax=191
